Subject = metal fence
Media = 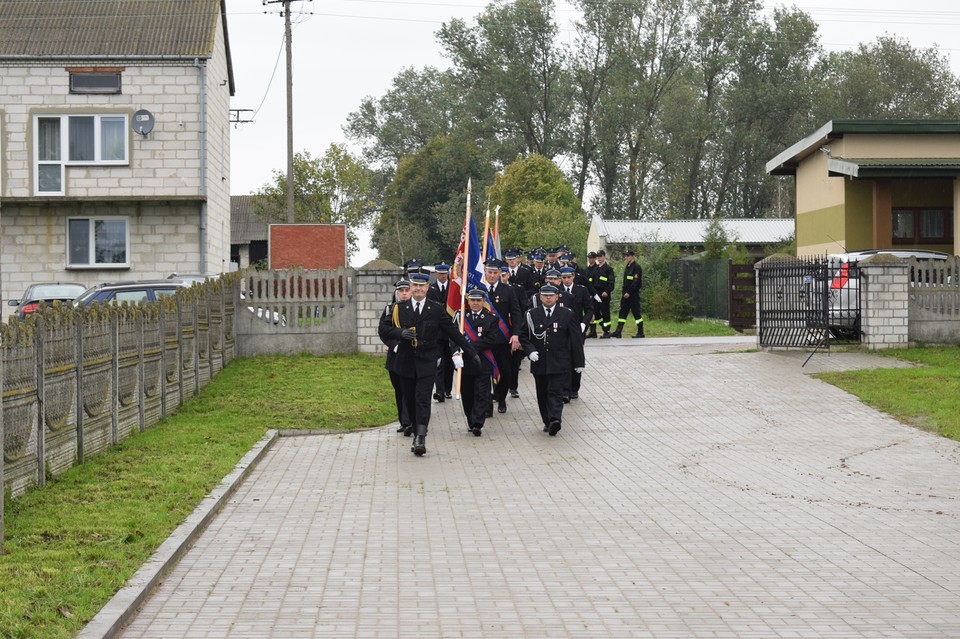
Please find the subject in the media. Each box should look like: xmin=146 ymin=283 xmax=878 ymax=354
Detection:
xmin=669 ymin=259 xmax=729 ymax=320
xmin=757 ymin=257 xmax=831 ymax=349
xmin=2 ymin=281 xmax=236 ymax=500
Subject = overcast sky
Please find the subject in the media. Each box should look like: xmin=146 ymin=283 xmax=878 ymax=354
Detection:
xmin=225 ymin=0 xmax=960 ymax=264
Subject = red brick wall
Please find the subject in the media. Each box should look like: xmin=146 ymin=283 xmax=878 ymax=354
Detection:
xmin=269 ymin=224 xmax=347 ymax=269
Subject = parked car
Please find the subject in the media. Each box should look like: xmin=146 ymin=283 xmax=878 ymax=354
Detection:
xmin=74 ymin=279 xmax=189 ymax=307
xmin=8 ymin=282 xmax=88 ymax=319
xmin=167 ymin=272 xmax=216 ymax=286
xmin=827 ymin=249 xmax=951 ymax=334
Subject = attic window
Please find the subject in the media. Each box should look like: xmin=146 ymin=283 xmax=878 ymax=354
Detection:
xmin=70 ymin=72 xmax=122 ymax=94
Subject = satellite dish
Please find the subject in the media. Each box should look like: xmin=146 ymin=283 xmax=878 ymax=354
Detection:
xmin=133 ymin=109 xmax=155 ymax=136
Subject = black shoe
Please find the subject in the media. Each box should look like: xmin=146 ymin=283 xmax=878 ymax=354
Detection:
xmin=548 ymin=420 xmax=561 ymax=436
xmin=471 ymin=424 xmax=482 ymax=437
xmin=570 ymin=393 xmax=578 ymax=399
xmin=396 ymin=424 xmax=407 ymax=433
xmin=497 ymin=400 xmax=507 ymax=414
xmin=433 ymin=392 xmax=444 ymax=403
xmin=562 ymin=396 xmax=570 ymax=404
xmin=509 ymin=389 xmax=520 ymax=399
xmin=543 ymin=424 xmax=550 ymax=433
xmin=600 ymin=332 xmax=612 ymax=339
xmin=445 ymin=393 xmax=453 ymax=399
xmin=412 ymin=435 xmax=426 ymax=456
xmin=403 ymin=425 xmax=414 ymax=437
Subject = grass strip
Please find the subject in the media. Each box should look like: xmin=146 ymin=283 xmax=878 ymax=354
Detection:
xmin=815 ymin=346 xmax=960 ymax=440
xmin=0 ymin=353 xmax=393 ymax=639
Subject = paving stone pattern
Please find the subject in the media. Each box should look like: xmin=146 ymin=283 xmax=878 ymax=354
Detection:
xmin=118 ymin=339 xmax=960 ymax=638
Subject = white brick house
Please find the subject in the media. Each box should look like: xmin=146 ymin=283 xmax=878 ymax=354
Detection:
xmin=0 ymin=0 xmax=235 ymax=317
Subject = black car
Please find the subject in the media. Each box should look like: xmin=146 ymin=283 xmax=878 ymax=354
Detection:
xmin=8 ymin=282 xmax=88 ymax=319
xmin=74 ymin=279 xmax=189 ymax=306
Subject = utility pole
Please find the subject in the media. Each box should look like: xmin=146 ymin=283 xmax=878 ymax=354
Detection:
xmin=263 ymin=0 xmax=310 ymax=223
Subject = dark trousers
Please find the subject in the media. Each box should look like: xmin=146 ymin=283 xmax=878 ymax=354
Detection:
xmin=400 ymin=374 xmax=437 ymax=430
xmin=509 ymin=350 xmax=524 ymax=392
xmin=569 ymin=369 xmax=582 ymax=395
xmin=598 ymin=296 xmax=612 ymax=329
xmin=618 ymin=295 xmax=642 ymax=322
xmin=491 ymin=345 xmax=512 ymax=402
xmin=460 ymin=372 xmax=492 ymax=429
xmin=435 ymin=339 xmax=453 ymax=395
xmin=534 ymin=372 xmax=569 ymax=425
xmin=389 ymin=370 xmax=409 ymax=426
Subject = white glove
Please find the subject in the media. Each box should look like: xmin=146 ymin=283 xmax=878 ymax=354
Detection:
xmin=393 ymin=345 xmax=399 ymax=353
xmin=580 ymin=323 xmax=586 ymax=333
xmin=529 ymin=351 xmax=540 ymax=362
xmin=574 ymin=367 xmax=584 ymax=373
xmin=594 ymin=294 xmax=601 ymax=302
xmin=437 ymin=358 xmax=442 ymax=367
xmin=452 ymin=354 xmax=464 ymax=369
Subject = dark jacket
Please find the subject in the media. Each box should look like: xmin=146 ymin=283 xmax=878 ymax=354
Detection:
xmin=484 ymin=280 xmax=522 ymax=338
xmin=378 ymin=297 xmax=475 ymax=378
xmin=461 ymin=309 xmax=507 ymax=375
xmin=559 ymin=283 xmax=595 ymax=326
xmin=595 ymin=262 xmax=616 ymax=295
xmin=622 ymin=261 xmax=642 ymax=296
xmin=520 ymin=304 xmax=585 ymax=375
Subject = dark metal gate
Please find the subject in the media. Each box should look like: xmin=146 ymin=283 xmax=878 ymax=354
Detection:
xmin=728 ymin=263 xmax=756 ymax=331
xmin=757 ymin=257 xmax=860 ymax=348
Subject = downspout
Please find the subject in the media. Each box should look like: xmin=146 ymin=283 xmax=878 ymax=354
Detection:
xmin=195 ymin=57 xmax=207 ymax=274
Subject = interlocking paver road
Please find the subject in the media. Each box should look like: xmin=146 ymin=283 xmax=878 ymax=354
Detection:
xmin=112 ymin=338 xmax=960 ymax=638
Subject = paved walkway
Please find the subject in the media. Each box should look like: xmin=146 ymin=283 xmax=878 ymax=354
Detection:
xmin=95 ymin=338 xmax=960 ymax=638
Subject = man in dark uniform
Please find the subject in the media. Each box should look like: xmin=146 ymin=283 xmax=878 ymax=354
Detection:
xmin=381 ymin=278 xmax=413 ymax=434
xmin=613 ymin=249 xmax=645 ymax=338
xmin=595 ymin=249 xmax=617 ymax=338
xmin=505 ymin=247 xmax=533 ymax=297
xmin=429 ymin=262 xmax=454 ymax=400
xmin=379 ymin=272 xmax=479 ymax=456
xmin=584 ymin=251 xmax=601 ymax=338
xmin=559 ymin=266 xmax=595 ymax=400
xmin=455 ymin=287 xmax=507 ymax=436
xmin=481 ymin=258 xmax=522 ymax=414
xmin=501 ymin=262 xmax=530 ymax=399
xmin=520 ymin=283 xmax=585 ymax=436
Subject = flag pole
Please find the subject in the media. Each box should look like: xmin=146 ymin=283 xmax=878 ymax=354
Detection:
xmin=482 ymin=197 xmax=492 ymax=262
xmin=455 ymin=179 xmax=472 ymax=400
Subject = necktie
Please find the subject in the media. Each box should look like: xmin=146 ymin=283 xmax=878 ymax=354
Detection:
xmin=545 ymin=308 xmax=551 ymax=319
xmin=415 ymin=302 xmax=421 ymax=315
xmin=511 ymin=269 xmax=516 ymax=277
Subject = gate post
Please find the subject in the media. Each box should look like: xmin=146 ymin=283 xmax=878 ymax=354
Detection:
xmin=356 ymin=261 xmax=403 ymax=355
xmin=859 ymin=254 xmax=909 ymax=349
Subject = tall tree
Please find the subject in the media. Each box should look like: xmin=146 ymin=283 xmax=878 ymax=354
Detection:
xmin=371 ymin=135 xmax=494 ymax=265
xmin=438 ymin=0 xmax=573 ymax=162
xmin=343 ymin=66 xmax=466 ymax=169
xmin=487 ymin=153 xmax=587 ymax=254
xmin=251 ymin=145 xmax=374 ymax=257
xmin=813 ymin=36 xmax=960 ymax=121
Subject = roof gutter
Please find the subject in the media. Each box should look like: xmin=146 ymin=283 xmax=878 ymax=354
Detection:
xmin=0 ymin=54 xmax=211 ymax=63
xmin=195 ymin=57 xmax=207 ymax=275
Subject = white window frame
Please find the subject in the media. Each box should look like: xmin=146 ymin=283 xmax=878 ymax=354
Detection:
xmin=66 ymin=216 xmax=130 ymax=269
xmin=34 ymin=113 xmax=129 ymax=195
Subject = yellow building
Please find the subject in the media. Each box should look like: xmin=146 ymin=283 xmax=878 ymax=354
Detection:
xmin=767 ymin=120 xmax=960 ymax=257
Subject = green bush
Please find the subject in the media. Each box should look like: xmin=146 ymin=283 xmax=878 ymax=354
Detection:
xmin=642 ymin=279 xmax=694 ymax=322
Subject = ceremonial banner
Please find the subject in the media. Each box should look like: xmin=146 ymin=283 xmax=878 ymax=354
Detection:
xmin=447 ymin=214 xmax=484 ymax=317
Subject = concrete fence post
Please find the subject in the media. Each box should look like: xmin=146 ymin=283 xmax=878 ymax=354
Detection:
xmin=859 ymin=255 xmax=910 ymax=350
xmin=355 ymin=260 xmax=403 ymax=355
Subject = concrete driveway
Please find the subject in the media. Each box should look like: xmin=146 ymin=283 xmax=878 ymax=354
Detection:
xmin=92 ymin=338 xmax=960 ymax=638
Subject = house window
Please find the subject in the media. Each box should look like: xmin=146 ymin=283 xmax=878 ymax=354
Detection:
xmin=68 ymin=217 xmax=129 ymax=267
xmin=34 ymin=114 xmax=129 ymax=194
xmin=892 ymin=207 xmax=953 ymax=244
xmin=69 ymin=72 xmax=122 ymax=94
